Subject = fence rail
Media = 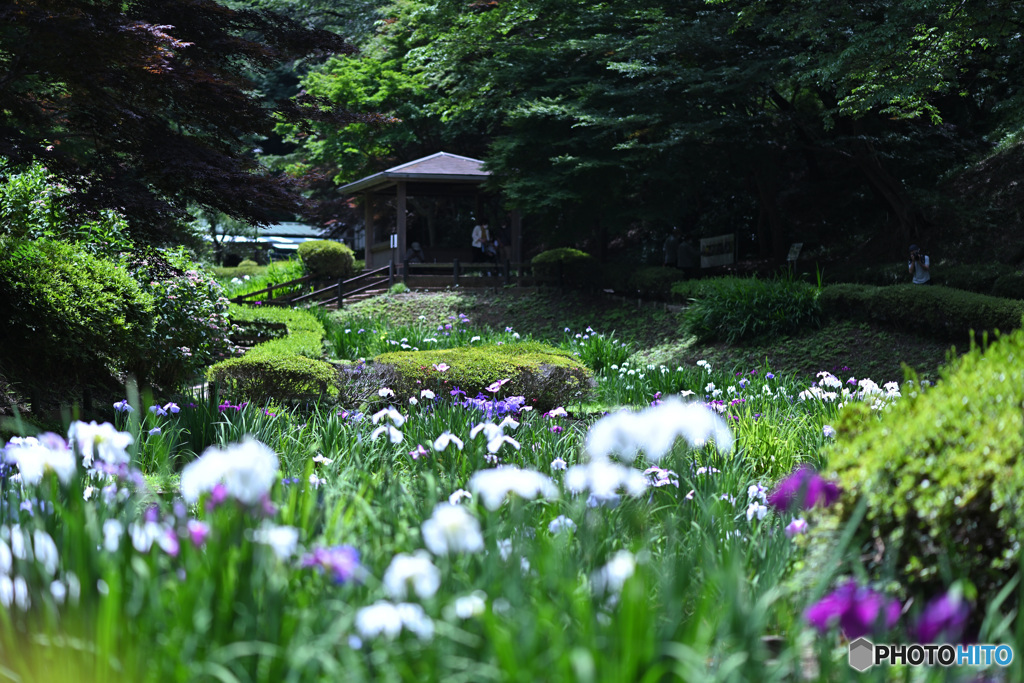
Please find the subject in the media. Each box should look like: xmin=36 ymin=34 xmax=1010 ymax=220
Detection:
xmin=228 ymin=259 xmax=570 ymax=310
xmin=229 ymin=266 xmax=394 ymax=308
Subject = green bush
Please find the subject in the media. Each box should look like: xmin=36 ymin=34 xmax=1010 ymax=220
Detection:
xmin=371 ymin=341 xmax=594 ymax=411
xmin=531 ymin=248 xmax=598 ymax=288
xmin=670 ymin=276 xmax=747 ymax=302
xmin=0 ymin=239 xmax=154 ymax=381
xmin=297 ymin=240 xmax=356 ymax=280
xmin=827 ymin=327 xmax=1024 ymax=601
xmin=627 ymin=266 xmax=689 ymax=299
xmin=679 ymin=276 xmax=822 ymax=343
xmin=819 ymin=283 xmax=1024 ymax=342
xmin=207 ymin=305 xmax=332 ymax=403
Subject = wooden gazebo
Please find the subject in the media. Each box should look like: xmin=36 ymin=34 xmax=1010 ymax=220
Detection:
xmin=336 ymin=152 xmax=521 ymax=269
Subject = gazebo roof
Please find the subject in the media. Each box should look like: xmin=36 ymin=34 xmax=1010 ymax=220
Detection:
xmin=336 ymin=152 xmax=489 ymax=195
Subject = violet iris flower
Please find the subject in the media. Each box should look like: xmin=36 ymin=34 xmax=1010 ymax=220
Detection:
xmin=767 ymin=465 xmax=841 ymax=511
xmin=804 ymin=581 xmax=900 ymax=639
xmin=912 ymin=592 xmax=970 ymax=643
xmin=301 ymin=545 xmax=362 ymax=584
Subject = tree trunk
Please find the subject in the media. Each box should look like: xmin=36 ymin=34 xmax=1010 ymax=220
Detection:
xmin=595 ymin=218 xmax=608 ymax=263
xmin=753 ymin=168 xmax=788 ymax=262
xmin=852 ymin=140 xmax=928 ymax=246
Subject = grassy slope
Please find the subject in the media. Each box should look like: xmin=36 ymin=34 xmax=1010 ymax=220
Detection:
xmin=336 ymin=288 xmax=956 ymax=383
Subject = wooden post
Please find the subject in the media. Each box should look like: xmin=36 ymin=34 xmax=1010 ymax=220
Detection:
xmin=364 ymin=192 xmax=375 ymax=268
xmin=397 ymin=181 xmax=408 ymax=262
xmin=267 ymin=284 xmax=274 ymax=301
xmin=510 ymin=209 xmax=522 ymax=265
xmin=503 ymin=259 xmax=510 ymax=286
xmin=337 ymin=278 xmax=344 ymax=308
xmin=453 ymin=258 xmax=460 ymax=286
xmin=388 ymin=260 xmax=395 ymax=288
xmin=403 ymin=259 xmax=410 ymax=284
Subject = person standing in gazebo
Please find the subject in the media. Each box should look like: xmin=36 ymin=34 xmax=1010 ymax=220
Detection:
xmin=471 ymin=222 xmax=491 ymax=262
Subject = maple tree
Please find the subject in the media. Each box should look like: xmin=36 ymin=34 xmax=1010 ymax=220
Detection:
xmin=0 ymin=0 xmax=377 ymax=243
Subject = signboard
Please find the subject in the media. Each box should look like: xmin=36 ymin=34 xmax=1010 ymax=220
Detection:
xmin=787 ymin=242 xmax=803 ymax=263
xmin=700 ymin=234 xmax=735 ymax=268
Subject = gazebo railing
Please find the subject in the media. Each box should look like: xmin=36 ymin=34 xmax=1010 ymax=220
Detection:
xmin=400 ymin=259 xmax=534 ymax=287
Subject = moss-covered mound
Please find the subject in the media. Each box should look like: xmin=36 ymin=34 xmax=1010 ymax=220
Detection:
xmin=826 ymin=327 xmax=1024 ymax=601
xmin=207 ymin=305 xmax=334 ymax=403
xmin=372 ymin=341 xmax=594 ymax=411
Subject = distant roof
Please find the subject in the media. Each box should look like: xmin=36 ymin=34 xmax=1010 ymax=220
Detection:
xmin=337 ymin=152 xmax=489 ymax=195
xmin=258 ymin=222 xmax=324 ymax=239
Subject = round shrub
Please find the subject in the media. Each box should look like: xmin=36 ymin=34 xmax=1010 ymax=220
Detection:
xmin=298 ymin=240 xmax=356 ymax=280
xmin=827 ymin=327 xmax=1024 ymax=602
xmin=371 ymin=341 xmax=594 ymax=411
xmin=0 ymin=239 xmax=154 ymax=381
xmin=531 ymin=248 xmax=597 ymax=288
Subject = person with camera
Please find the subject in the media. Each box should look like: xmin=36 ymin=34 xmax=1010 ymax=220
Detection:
xmin=908 ymin=244 xmax=931 ymax=284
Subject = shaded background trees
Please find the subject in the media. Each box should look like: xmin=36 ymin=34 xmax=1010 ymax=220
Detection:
xmin=283 ymin=0 xmax=1024 ymax=265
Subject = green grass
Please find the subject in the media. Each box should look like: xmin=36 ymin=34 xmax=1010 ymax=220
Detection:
xmin=339 ymin=291 xmax=954 ymax=384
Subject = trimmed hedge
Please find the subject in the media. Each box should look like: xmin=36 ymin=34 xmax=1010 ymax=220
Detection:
xmin=818 ymin=283 xmax=1024 ymax=342
xmin=824 ymin=261 xmax=1024 ymax=299
xmin=298 ymin=240 xmax=356 ymax=280
xmin=207 ymin=305 xmax=334 ymax=403
xmin=827 ymin=326 xmax=1024 ymax=601
xmin=371 ymin=341 xmax=594 ymax=411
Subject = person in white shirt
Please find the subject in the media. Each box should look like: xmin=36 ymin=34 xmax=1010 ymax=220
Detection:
xmin=908 ymin=244 xmax=931 ymax=284
xmin=471 ymin=223 xmax=491 ymax=262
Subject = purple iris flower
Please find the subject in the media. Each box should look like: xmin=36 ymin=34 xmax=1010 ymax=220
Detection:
xmin=805 ymin=582 xmax=901 ymax=638
xmin=912 ymin=592 xmax=970 ymax=643
xmin=300 ymin=545 xmax=361 ymax=584
xmin=767 ymin=465 xmax=841 ymax=511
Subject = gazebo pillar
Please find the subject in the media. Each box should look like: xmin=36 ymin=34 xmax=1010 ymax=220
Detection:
xmin=364 ymin=192 xmax=376 ymax=267
xmin=396 ymin=181 xmax=407 ymax=267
